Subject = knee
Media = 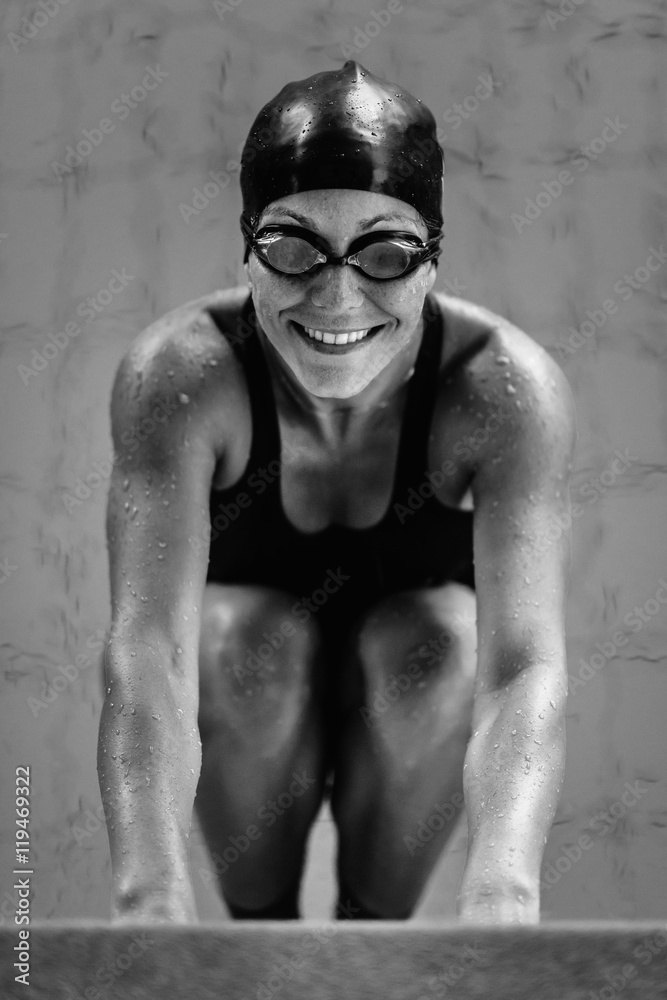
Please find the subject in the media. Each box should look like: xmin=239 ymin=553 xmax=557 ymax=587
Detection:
xmin=356 ymin=584 xmax=477 ymax=686
xmin=199 ymin=586 xmax=320 ymax=724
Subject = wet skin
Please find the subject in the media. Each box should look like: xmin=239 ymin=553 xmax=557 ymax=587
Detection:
xmin=100 ymin=189 xmax=576 ymax=924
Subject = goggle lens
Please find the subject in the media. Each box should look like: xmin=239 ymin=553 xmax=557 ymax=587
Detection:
xmin=264 ymin=237 xmax=321 ymax=274
xmin=355 ymin=242 xmax=411 ymax=278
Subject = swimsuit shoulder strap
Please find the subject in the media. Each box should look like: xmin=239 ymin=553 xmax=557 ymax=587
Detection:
xmin=220 ymin=293 xmax=281 ymax=475
xmin=390 ymin=293 xmax=444 ymax=502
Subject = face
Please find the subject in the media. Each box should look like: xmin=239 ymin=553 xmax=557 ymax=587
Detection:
xmin=245 ymin=189 xmax=437 ymax=400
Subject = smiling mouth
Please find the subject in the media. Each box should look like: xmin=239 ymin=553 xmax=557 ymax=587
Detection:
xmin=290 ymin=321 xmax=386 ymax=347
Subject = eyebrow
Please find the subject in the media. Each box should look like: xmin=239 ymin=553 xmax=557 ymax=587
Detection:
xmin=261 ymin=206 xmax=420 ymax=232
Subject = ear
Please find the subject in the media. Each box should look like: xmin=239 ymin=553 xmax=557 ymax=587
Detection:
xmin=244 ymin=261 xmax=253 ymax=288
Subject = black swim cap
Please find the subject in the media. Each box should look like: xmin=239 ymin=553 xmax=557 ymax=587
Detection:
xmin=240 ymin=60 xmax=444 ymax=259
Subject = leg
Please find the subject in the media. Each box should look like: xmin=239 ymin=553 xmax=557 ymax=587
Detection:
xmin=330 ymin=582 xmax=477 ymax=918
xmin=195 ymin=583 xmax=328 ymax=917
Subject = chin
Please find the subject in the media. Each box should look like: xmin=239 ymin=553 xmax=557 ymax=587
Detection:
xmin=292 ymin=363 xmax=374 ymax=399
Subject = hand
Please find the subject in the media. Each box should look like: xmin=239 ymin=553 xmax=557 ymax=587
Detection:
xmin=457 ymin=883 xmax=539 ymax=925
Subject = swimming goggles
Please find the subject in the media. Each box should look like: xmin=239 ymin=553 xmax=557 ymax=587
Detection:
xmin=241 ymin=216 xmax=441 ymax=280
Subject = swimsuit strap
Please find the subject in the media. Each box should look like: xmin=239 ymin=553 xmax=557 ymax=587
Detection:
xmin=236 ymin=293 xmax=282 ymax=474
xmin=390 ymin=294 xmax=443 ymax=502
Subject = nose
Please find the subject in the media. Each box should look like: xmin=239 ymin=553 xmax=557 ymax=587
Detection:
xmin=308 ymin=263 xmax=365 ymax=311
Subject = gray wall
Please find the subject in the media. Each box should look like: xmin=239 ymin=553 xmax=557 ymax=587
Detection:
xmin=0 ymin=0 xmax=666 ymax=922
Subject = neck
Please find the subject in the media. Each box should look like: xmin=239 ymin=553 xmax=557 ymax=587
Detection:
xmin=259 ymin=316 xmax=425 ymax=444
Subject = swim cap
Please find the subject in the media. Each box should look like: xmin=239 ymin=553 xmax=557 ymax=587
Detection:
xmin=240 ymin=60 xmax=444 ymax=258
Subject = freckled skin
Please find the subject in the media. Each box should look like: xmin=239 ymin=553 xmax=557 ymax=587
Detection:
xmin=101 ymin=188 xmax=576 ymax=924
xmin=246 ymin=189 xmax=436 ymax=402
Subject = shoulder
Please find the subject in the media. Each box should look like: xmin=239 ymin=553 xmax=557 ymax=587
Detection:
xmin=431 ymin=290 xmax=576 ymax=433
xmin=110 ymin=286 xmax=251 ymax=458
xmin=118 ymin=286 xmax=248 ymax=379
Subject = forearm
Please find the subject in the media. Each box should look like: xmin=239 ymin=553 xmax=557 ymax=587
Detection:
xmin=97 ymin=636 xmax=201 ymax=916
xmin=461 ymin=661 xmax=567 ymax=898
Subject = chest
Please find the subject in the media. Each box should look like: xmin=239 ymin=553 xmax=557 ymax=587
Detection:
xmin=272 ymin=403 xmax=474 ymax=532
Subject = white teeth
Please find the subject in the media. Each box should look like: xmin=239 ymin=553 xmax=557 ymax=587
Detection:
xmin=302 ymin=326 xmax=373 ymax=345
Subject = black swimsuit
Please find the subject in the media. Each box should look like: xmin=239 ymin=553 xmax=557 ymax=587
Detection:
xmin=206 ymin=293 xmax=474 ymax=658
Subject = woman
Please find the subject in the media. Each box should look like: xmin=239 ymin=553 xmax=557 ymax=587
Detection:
xmin=100 ymin=61 xmax=575 ymax=924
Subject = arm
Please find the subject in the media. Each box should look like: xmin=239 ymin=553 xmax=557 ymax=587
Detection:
xmin=457 ymin=340 xmax=577 ymax=924
xmin=98 ymin=319 xmax=225 ymax=923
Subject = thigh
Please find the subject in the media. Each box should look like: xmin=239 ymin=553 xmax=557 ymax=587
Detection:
xmin=331 ymin=581 xmax=478 ymax=722
xmin=198 ymin=582 xmax=327 ymax=725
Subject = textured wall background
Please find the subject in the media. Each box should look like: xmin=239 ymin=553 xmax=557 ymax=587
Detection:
xmin=0 ymin=0 xmax=666 ymax=925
